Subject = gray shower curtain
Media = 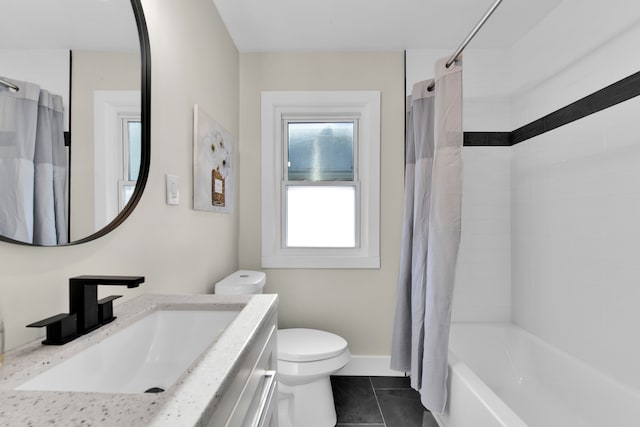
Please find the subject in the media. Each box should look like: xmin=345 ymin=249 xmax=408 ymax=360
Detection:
xmin=0 ymin=77 xmax=68 ymax=245
xmin=390 ymin=58 xmax=463 ymax=414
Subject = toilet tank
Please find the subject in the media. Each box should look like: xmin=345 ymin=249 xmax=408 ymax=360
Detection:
xmin=215 ymin=270 xmax=266 ymax=294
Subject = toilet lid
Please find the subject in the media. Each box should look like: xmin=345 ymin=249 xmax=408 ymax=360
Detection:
xmin=278 ymin=328 xmax=348 ymax=362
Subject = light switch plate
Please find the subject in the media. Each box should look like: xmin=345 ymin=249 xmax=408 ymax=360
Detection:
xmin=166 ymin=174 xmax=179 ymax=205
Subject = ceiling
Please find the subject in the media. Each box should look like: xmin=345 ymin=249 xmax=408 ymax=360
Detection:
xmin=213 ymin=0 xmax=564 ymax=52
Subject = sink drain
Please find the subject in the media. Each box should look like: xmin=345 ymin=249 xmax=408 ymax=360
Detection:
xmin=144 ymin=387 xmax=165 ymax=393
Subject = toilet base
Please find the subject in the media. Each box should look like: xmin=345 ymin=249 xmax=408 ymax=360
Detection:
xmin=278 ymin=376 xmax=336 ymax=427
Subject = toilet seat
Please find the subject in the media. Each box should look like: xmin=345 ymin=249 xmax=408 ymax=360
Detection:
xmin=278 ymin=329 xmax=348 ymax=362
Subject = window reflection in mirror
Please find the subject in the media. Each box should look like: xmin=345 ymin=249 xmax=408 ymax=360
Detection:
xmin=120 ymin=118 xmax=142 ymax=210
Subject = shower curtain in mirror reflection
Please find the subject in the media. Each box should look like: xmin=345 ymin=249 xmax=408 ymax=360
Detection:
xmin=0 ymin=78 xmax=68 ymax=245
xmin=390 ymin=58 xmax=462 ymax=414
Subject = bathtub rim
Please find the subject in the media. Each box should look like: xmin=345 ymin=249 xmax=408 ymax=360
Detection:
xmin=433 ymin=351 xmax=528 ymax=427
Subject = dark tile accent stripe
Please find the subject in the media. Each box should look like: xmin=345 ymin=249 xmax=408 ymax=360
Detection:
xmin=463 ymin=131 xmax=511 ymax=146
xmin=511 ymin=70 xmax=640 ymax=144
xmin=463 ymin=70 xmax=640 ymax=146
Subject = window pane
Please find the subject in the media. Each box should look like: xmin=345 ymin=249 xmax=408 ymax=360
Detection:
xmin=286 ymin=186 xmax=355 ymax=248
xmin=128 ymin=121 xmax=142 ymax=181
xmin=121 ymin=183 xmax=136 ymax=209
xmin=287 ymin=122 xmax=353 ymax=181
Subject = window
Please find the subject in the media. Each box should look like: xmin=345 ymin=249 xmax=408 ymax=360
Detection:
xmin=261 ymin=91 xmax=380 ymax=268
xmin=93 ymin=90 xmax=140 ymax=229
xmin=119 ymin=117 xmax=142 ymax=210
xmin=285 ymin=120 xmax=357 ymax=248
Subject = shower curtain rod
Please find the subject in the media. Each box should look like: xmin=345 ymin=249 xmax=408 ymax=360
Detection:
xmin=428 ymin=0 xmax=504 ymax=91
xmin=0 ymin=78 xmax=19 ymax=91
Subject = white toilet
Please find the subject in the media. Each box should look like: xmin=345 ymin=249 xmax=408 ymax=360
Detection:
xmin=215 ymin=270 xmax=351 ymax=427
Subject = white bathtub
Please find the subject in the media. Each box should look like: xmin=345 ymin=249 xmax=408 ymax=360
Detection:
xmin=433 ymin=323 xmax=640 ymax=427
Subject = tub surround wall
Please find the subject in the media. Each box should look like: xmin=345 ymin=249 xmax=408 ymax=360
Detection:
xmin=510 ymin=0 xmax=640 ymax=128
xmin=455 ymin=147 xmax=511 ymax=322
xmin=511 ymin=97 xmax=640 ymax=390
xmin=0 ymin=0 xmax=240 ymax=351
xmin=510 ymin=1 xmax=640 ymax=391
xmin=238 ymin=52 xmax=404 ymax=356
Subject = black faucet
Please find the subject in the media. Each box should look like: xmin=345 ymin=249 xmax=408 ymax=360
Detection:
xmin=70 ymin=275 xmax=145 ymax=334
xmin=27 ymin=275 xmax=144 ymax=344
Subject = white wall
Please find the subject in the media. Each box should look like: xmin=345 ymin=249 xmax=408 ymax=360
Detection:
xmin=238 ymin=52 xmax=404 ymax=356
xmin=0 ymin=0 xmax=240 ymax=351
xmin=406 ymin=49 xmax=513 ymax=322
xmin=511 ymin=0 xmax=640 ymax=390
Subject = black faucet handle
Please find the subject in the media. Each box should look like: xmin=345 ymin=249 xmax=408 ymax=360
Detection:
xmin=97 ymin=295 xmax=123 ymax=325
xmin=27 ymin=313 xmax=79 ymax=345
xmin=69 ymin=275 xmax=145 ymax=288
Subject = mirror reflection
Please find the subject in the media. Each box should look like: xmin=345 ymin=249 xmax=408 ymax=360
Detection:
xmin=0 ymin=0 xmax=143 ymax=245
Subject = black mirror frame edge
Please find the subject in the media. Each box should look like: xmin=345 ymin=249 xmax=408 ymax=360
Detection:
xmin=0 ymin=0 xmax=151 ymax=247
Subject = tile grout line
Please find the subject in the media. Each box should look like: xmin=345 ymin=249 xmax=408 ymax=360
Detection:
xmin=369 ymin=376 xmax=388 ymax=427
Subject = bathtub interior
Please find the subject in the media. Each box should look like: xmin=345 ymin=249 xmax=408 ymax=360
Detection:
xmin=446 ymin=323 xmax=640 ymax=427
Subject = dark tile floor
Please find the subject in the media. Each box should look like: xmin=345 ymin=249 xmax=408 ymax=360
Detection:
xmin=330 ymin=376 xmax=439 ymax=427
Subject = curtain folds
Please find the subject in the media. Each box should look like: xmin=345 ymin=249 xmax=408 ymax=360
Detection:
xmin=0 ymin=77 xmax=68 ymax=245
xmin=390 ymin=57 xmax=463 ymax=414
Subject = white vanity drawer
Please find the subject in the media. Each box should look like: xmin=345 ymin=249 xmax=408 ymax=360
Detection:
xmin=233 ymin=369 xmax=277 ymax=426
xmin=206 ymin=310 xmax=278 ymax=427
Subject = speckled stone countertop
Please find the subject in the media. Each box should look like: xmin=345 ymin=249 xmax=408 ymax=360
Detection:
xmin=0 ymin=293 xmax=278 ymax=427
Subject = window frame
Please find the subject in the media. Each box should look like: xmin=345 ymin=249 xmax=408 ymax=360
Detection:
xmin=261 ymin=91 xmax=380 ymax=269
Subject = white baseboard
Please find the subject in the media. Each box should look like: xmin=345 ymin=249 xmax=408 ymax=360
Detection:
xmin=334 ymin=355 xmax=405 ymax=377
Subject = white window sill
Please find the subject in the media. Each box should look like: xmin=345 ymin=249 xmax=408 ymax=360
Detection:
xmin=262 ymin=255 xmax=380 ymax=269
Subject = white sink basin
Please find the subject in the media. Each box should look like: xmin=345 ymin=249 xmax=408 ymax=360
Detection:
xmin=16 ymin=309 xmax=240 ymax=394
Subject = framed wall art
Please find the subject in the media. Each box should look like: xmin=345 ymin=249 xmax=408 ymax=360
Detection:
xmin=193 ymin=104 xmax=233 ymax=213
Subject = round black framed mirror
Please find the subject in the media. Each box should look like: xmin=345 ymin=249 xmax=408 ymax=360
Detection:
xmin=0 ymin=0 xmax=150 ymax=246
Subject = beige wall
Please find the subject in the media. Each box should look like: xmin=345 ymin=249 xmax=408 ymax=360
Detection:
xmin=70 ymin=50 xmax=140 ymax=240
xmin=0 ymin=0 xmax=239 ymax=350
xmin=238 ymin=53 xmax=404 ymax=355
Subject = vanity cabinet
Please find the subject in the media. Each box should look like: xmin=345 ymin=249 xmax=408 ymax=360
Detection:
xmin=206 ymin=311 xmax=278 ymax=427
xmin=0 ymin=295 xmax=279 ymax=426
